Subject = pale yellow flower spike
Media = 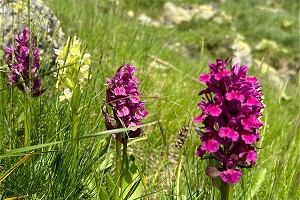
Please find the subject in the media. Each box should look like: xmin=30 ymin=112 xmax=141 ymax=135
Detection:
xmin=54 ymin=36 xmax=91 ymax=102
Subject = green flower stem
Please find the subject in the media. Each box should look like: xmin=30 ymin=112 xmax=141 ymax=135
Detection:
xmin=115 ymin=133 xmax=122 ymax=200
xmin=70 ymin=88 xmax=80 ymax=184
xmin=122 ymin=139 xmax=128 ymax=170
xmin=70 ymin=85 xmax=81 ymax=165
xmin=220 ymin=182 xmax=233 ymax=200
xmin=24 ymin=93 xmax=30 ymax=146
xmin=71 ymin=115 xmax=78 ymax=157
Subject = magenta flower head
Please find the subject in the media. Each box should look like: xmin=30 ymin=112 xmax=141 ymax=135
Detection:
xmin=5 ymin=28 xmax=44 ymax=97
xmin=103 ymin=64 xmax=148 ymax=142
xmin=194 ymin=57 xmax=264 ymax=184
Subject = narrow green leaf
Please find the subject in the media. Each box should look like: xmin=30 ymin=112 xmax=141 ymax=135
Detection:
xmin=0 ymin=122 xmax=157 ymax=157
xmin=121 ymin=156 xmax=143 ymax=200
xmin=106 ymin=175 xmax=116 ymax=199
xmin=0 ymin=141 xmax=64 ymax=157
xmin=99 ymin=185 xmax=110 ymax=200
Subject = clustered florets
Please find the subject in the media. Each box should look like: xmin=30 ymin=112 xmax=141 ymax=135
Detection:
xmin=55 ymin=36 xmax=91 ymax=102
xmin=194 ymin=58 xmax=264 ymax=184
xmin=103 ymin=64 xmax=148 ymax=141
xmin=5 ymin=28 xmax=43 ymax=96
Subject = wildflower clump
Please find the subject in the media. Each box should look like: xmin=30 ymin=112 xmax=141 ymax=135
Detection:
xmin=194 ymin=58 xmax=264 ymax=184
xmin=5 ymin=28 xmax=43 ymax=96
xmin=103 ymin=64 xmax=148 ymax=141
xmin=55 ymin=36 xmax=91 ymax=102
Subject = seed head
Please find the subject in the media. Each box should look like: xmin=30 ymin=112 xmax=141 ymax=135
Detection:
xmin=175 ymin=125 xmax=189 ymax=149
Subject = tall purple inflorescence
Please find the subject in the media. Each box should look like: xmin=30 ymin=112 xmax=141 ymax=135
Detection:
xmin=194 ymin=58 xmax=264 ymax=184
xmin=5 ymin=28 xmax=43 ymax=96
xmin=103 ymin=64 xmax=148 ymax=142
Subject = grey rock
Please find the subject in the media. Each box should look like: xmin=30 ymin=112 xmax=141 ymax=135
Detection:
xmin=0 ymin=0 xmax=65 ymax=65
xmin=254 ymin=59 xmax=285 ymax=90
xmin=232 ymin=34 xmax=253 ymax=66
xmin=160 ymin=2 xmax=192 ymax=27
xmin=194 ymin=4 xmax=217 ymax=20
xmin=138 ymin=14 xmax=159 ymax=27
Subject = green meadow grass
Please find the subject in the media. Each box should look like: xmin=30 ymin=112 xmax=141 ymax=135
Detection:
xmin=0 ymin=0 xmax=299 ymax=199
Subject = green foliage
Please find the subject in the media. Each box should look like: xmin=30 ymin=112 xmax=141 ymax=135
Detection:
xmin=121 ymin=155 xmax=143 ymax=200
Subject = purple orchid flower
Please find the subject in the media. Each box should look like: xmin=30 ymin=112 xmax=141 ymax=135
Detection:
xmin=103 ymin=64 xmax=148 ymax=142
xmin=194 ymin=58 xmax=264 ymax=184
xmin=5 ymin=28 xmax=44 ymax=97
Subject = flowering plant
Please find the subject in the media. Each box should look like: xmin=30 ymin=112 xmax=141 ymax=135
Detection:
xmin=194 ymin=58 xmax=264 ymax=184
xmin=103 ymin=64 xmax=148 ymax=141
xmin=55 ymin=36 xmax=91 ymax=102
xmin=103 ymin=64 xmax=148 ymax=199
xmin=5 ymin=28 xmax=43 ymax=96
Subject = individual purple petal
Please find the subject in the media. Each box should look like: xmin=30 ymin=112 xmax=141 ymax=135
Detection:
xmin=214 ymin=70 xmax=231 ymax=80
xmin=246 ymin=96 xmax=261 ymax=106
xmin=140 ymin=110 xmax=148 ymax=117
xmin=20 ymin=46 xmax=29 ymax=56
xmin=241 ymin=115 xmax=261 ymax=130
xmin=220 ymin=169 xmax=242 ymax=184
xmin=241 ymin=134 xmax=257 ymax=144
xmin=194 ymin=114 xmax=205 ymax=123
xmin=241 ymin=115 xmax=255 ymax=130
xmin=128 ymin=122 xmax=138 ymax=131
xmin=233 ymin=63 xmax=248 ymax=78
xmin=207 ymin=105 xmax=222 ymax=116
xmin=114 ymin=87 xmax=126 ymax=96
xmin=201 ymin=140 xmax=220 ymax=153
xmin=246 ymin=150 xmax=258 ymax=162
xmin=199 ymin=74 xmax=211 ymax=82
xmin=130 ymin=94 xmax=140 ymax=103
xmin=246 ymin=76 xmax=258 ymax=84
xmin=226 ymin=91 xmax=245 ymax=102
xmin=7 ymin=82 xmax=13 ymax=86
xmin=117 ymin=106 xmax=130 ymax=117
xmin=219 ymin=127 xmax=239 ymax=141
xmin=106 ymin=78 xmax=112 ymax=85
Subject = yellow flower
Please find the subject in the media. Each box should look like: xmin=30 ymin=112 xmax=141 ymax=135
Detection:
xmin=55 ymin=36 xmax=91 ymax=101
xmin=82 ymin=54 xmax=91 ymax=65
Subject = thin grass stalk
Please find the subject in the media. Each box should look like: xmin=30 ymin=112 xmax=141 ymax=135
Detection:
xmin=0 ymin=152 xmax=34 ymax=183
xmin=175 ymin=150 xmax=183 ymax=199
xmin=115 ymin=133 xmax=122 ymax=200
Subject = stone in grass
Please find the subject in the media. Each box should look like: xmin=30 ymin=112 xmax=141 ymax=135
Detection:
xmin=0 ymin=0 xmax=65 ymax=66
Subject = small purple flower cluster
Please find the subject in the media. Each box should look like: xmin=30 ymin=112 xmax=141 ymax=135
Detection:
xmin=5 ymin=28 xmax=43 ymax=96
xmin=194 ymin=58 xmax=264 ymax=184
xmin=103 ymin=64 xmax=148 ymax=141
